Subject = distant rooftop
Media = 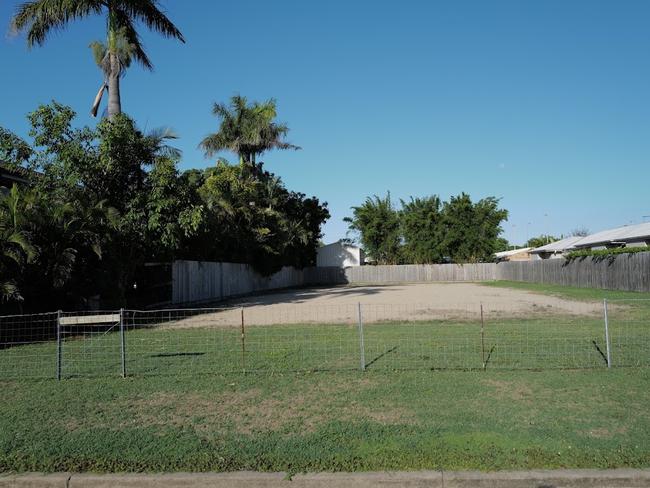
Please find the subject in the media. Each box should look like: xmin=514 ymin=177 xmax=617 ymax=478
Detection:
xmin=530 ymin=236 xmax=585 ymax=254
xmin=495 ymin=247 xmax=532 ymax=259
xmin=571 ymin=222 xmax=650 ymax=249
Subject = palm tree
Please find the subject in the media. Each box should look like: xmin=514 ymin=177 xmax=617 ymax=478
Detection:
xmin=0 ymin=185 xmax=36 ymax=303
xmin=11 ymin=0 xmax=185 ymax=118
xmin=89 ymin=28 xmax=135 ymax=117
xmin=200 ymin=95 xmax=300 ymax=168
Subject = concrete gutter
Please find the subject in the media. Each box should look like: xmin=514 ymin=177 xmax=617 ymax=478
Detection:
xmin=1 ymin=469 xmax=650 ymax=487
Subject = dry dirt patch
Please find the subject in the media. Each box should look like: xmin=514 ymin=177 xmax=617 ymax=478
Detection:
xmin=163 ymin=283 xmax=602 ymax=328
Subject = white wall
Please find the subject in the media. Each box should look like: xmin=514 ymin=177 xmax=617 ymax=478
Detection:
xmin=317 ymin=242 xmax=362 ymax=267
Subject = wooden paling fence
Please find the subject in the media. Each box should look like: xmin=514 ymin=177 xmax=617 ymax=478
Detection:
xmin=170 ymin=252 xmax=650 ymax=305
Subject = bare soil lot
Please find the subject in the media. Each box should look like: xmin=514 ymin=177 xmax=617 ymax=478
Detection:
xmin=166 ymin=283 xmax=603 ymax=328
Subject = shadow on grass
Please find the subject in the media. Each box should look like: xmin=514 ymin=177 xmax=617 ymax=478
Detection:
xmin=365 ymin=346 xmax=399 ymax=369
xmin=149 ymin=352 xmax=206 ymax=358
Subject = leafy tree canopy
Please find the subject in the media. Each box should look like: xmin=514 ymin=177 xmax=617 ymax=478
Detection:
xmin=344 ymin=193 xmax=402 ymax=265
xmin=525 ymin=235 xmax=558 ymax=249
xmin=0 ymin=102 xmax=328 ymax=313
xmin=346 ymin=192 xmax=508 ymax=264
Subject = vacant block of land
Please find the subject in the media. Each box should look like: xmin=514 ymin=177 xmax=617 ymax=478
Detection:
xmin=175 ymin=282 xmax=605 ymax=327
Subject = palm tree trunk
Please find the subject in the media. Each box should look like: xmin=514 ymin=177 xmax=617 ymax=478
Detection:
xmin=107 ymin=52 xmax=121 ymax=118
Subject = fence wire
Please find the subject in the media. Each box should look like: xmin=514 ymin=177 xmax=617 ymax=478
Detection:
xmin=0 ymin=299 xmax=648 ymax=379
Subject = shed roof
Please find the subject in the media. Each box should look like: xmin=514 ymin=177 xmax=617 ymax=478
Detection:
xmin=571 ymin=223 xmax=650 ymax=248
xmin=319 ymin=241 xmax=361 ymax=250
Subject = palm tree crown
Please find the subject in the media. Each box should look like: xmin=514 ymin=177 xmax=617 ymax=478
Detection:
xmin=200 ymin=95 xmax=300 ymax=166
xmin=12 ymin=0 xmax=185 ymax=117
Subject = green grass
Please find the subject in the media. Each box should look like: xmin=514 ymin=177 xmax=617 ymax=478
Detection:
xmin=1 ymin=313 xmax=648 ymax=379
xmin=1 ymin=368 xmax=649 ymax=473
xmin=483 ymin=280 xmax=650 ymax=302
xmin=1 ymin=282 xmax=649 ymax=472
xmin=1 ymin=284 xmax=649 ymax=378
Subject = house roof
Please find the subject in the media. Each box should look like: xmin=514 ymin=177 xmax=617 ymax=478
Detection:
xmin=0 ymin=163 xmax=32 ymax=186
xmin=495 ymin=247 xmax=532 ymax=259
xmin=530 ymin=236 xmax=585 ymax=254
xmin=319 ymin=241 xmax=360 ymax=250
xmin=571 ymin=222 xmax=650 ymax=249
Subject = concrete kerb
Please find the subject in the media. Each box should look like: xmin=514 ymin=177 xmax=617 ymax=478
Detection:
xmin=1 ymin=469 xmax=650 ymax=488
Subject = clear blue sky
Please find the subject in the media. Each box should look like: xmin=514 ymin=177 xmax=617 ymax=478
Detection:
xmin=1 ymin=0 xmax=649 ymax=245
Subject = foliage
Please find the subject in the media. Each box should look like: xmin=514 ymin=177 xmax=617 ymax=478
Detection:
xmin=440 ymin=193 xmax=508 ymax=263
xmin=571 ymin=226 xmax=590 ymax=237
xmin=0 ymin=102 xmax=328 ymax=312
xmin=200 ymin=95 xmax=300 ymax=166
xmin=494 ymin=237 xmax=510 ymax=252
xmin=400 ymin=196 xmax=443 ymax=264
xmin=525 ymin=235 xmax=558 ymax=249
xmin=188 ymin=161 xmax=329 ymax=274
xmin=0 ymin=185 xmax=36 ymax=303
xmin=344 ymin=193 xmax=402 ymax=265
xmin=565 ymin=246 xmax=649 ymax=261
xmin=11 ymin=0 xmax=185 ymax=116
xmin=347 ymin=192 xmax=508 ymax=264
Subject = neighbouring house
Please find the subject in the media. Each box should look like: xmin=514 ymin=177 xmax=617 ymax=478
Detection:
xmin=0 ymin=164 xmax=31 ymax=193
xmin=494 ymin=247 xmax=534 ymax=262
xmin=569 ymin=223 xmax=650 ymax=251
xmin=317 ymin=241 xmax=365 ymax=267
xmin=529 ymin=236 xmax=585 ymax=259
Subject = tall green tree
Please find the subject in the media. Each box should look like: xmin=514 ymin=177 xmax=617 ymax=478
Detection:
xmin=400 ymin=196 xmax=443 ymax=264
xmin=346 ymin=192 xmax=509 ymax=265
xmin=11 ymin=0 xmax=185 ymax=118
xmin=345 ymin=193 xmax=401 ymax=265
xmin=200 ymin=95 xmax=300 ymax=167
xmin=440 ymin=193 xmax=508 ymax=263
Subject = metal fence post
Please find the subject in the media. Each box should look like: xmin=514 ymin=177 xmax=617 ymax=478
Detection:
xmin=56 ymin=310 xmax=62 ymax=380
xmin=603 ymin=299 xmax=612 ymax=368
xmin=357 ymin=302 xmax=366 ymax=371
xmin=120 ymin=308 xmax=126 ymax=378
xmin=480 ymin=304 xmax=486 ymax=370
xmin=240 ymin=306 xmax=246 ymax=373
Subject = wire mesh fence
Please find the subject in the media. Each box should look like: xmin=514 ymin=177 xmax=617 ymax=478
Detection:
xmin=0 ymin=298 xmax=648 ymax=379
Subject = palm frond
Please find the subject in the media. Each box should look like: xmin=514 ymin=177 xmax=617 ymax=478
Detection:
xmin=12 ymin=0 xmax=103 ymax=47
xmin=89 ymin=40 xmax=108 ymax=69
xmin=7 ymin=231 xmax=38 ymax=263
xmin=90 ymin=82 xmax=107 ymax=117
xmin=111 ymin=11 xmax=153 ymax=70
xmin=117 ymin=0 xmax=185 ymax=42
xmin=147 ymin=126 xmax=182 ymax=160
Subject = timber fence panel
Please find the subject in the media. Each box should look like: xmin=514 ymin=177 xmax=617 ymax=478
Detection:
xmin=496 ymin=252 xmax=650 ymax=292
xmin=172 ymin=261 xmax=306 ymax=305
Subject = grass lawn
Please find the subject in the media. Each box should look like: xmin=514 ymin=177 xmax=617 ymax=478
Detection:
xmin=0 ymin=281 xmax=649 ymax=473
xmin=1 ymin=368 xmax=649 ymax=473
xmin=483 ymin=280 xmax=650 ymax=302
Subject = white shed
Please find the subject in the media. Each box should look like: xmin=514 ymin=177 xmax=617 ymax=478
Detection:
xmin=317 ymin=242 xmax=365 ymax=268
